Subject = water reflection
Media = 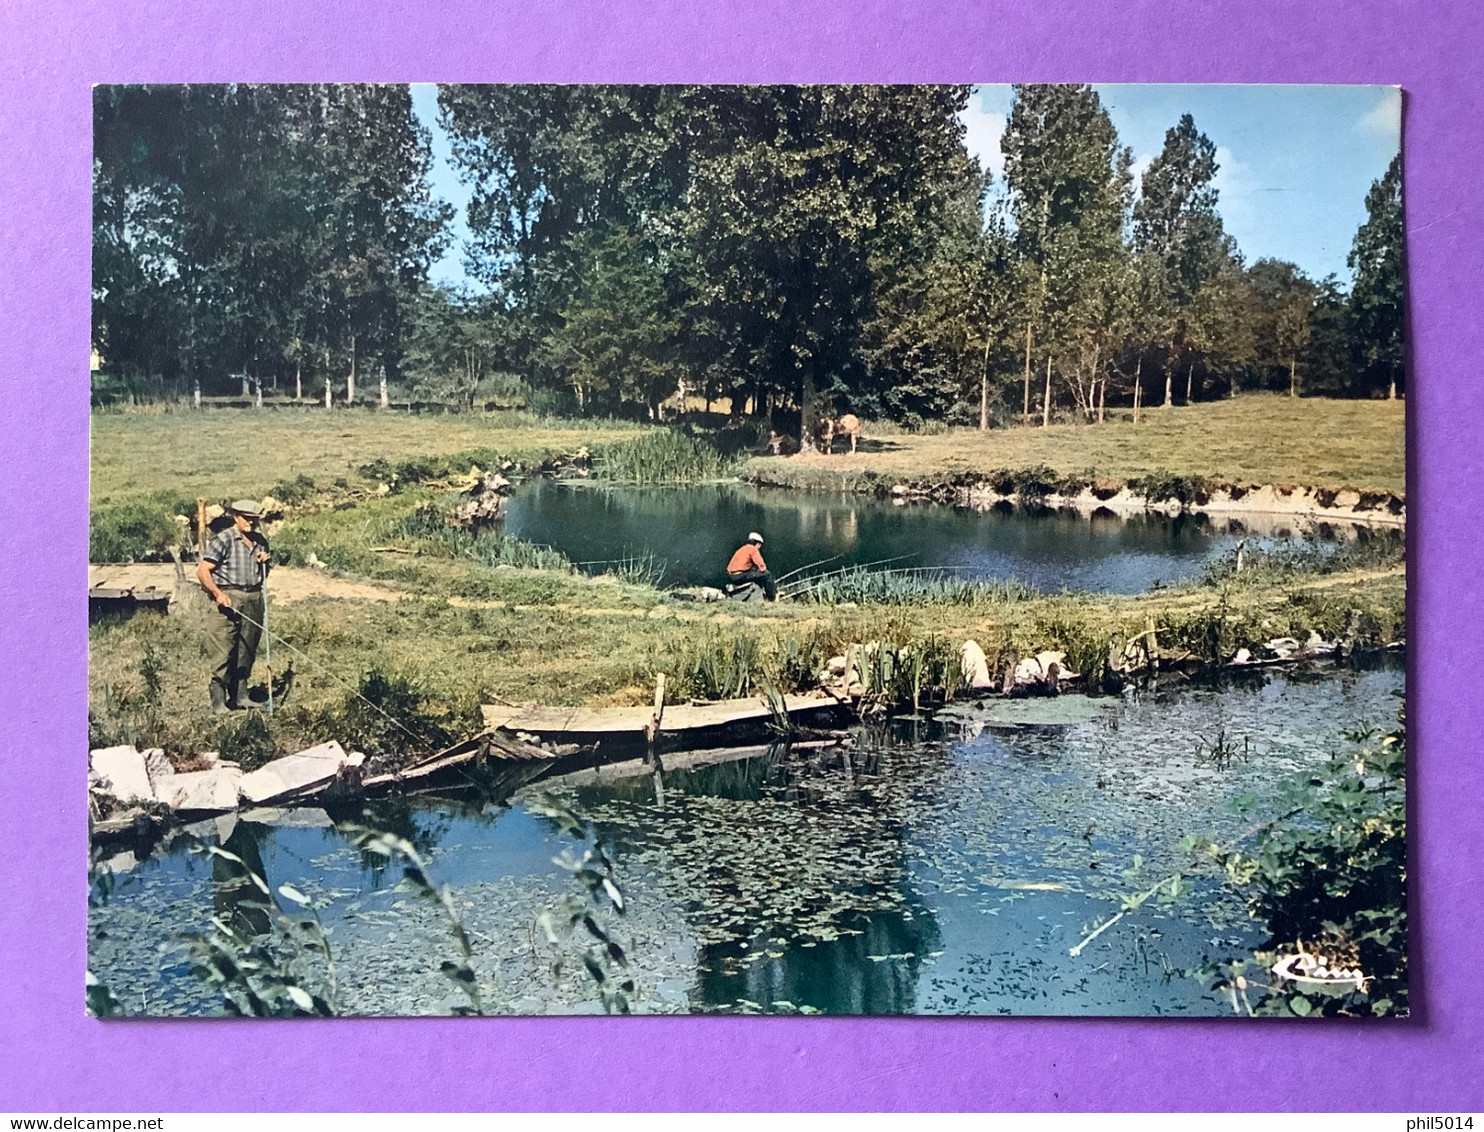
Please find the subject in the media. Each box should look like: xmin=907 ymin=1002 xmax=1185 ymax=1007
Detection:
xmin=90 ymin=661 xmax=1404 ymax=1016
xmin=504 ymin=480 xmax=1385 ymax=594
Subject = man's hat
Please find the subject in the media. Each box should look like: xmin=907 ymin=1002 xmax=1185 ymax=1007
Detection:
xmin=228 ymin=499 xmax=264 ymax=519
xmin=748 ymin=531 xmax=764 ymax=544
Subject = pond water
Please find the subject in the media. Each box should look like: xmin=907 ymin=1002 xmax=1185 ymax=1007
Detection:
xmin=89 ymin=659 xmax=1403 ymax=1017
xmin=503 ymin=480 xmax=1376 ymax=595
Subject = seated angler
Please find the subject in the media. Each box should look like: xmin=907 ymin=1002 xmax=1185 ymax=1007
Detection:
xmin=725 ymin=531 xmax=778 ymax=601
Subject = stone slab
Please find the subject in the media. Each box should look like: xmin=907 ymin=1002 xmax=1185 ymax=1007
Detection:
xmin=152 ymin=766 xmax=243 ymax=813
xmin=236 ymin=740 xmax=363 ymax=805
xmin=89 ymin=745 xmax=155 ymax=804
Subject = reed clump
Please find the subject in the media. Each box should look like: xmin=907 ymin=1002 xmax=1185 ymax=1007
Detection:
xmin=593 ymin=430 xmax=740 ymax=485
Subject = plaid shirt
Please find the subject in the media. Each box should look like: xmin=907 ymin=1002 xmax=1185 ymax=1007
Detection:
xmin=202 ymin=527 xmax=271 ymax=588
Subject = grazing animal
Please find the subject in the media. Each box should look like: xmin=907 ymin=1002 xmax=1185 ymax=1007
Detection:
xmin=835 ymin=413 xmax=861 ymax=454
xmin=816 ymin=416 xmax=835 ymax=454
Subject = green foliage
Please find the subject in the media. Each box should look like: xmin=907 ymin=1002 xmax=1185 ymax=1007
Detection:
xmin=671 ymin=626 xmax=763 ymax=701
xmin=268 ymin=473 xmax=318 ymax=506
xmin=89 ymin=491 xmax=196 ymax=561
xmin=527 ymin=798 xmax=634 ymax=1015
xmin=1348 ymin=154 xmax=1405 ymax=397
xmin=789 ymin=565 xmax=1031 ymax=607
xmin=592 ymin=430 xmax=740 ymax=484
xmin=1126 ymin=470 xmax=1212 ymax=505
xmin=1192 ymin=714 xmax=1407 ymax=1016
xmin=94 ymin=84 xmax=451 ymax=396
xmin=180 ymin=844 xmax=337 ymax=1017
xmin=213 ymin=711 xmax=279 ymax=772
xmin=297 ymin=668 xmax=460 ymax=768
xmin=349 ymin=827 xmax=485 ymax=1015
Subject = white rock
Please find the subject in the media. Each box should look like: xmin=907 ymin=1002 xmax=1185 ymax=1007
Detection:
xmin=153 ymin=766 xmax=243 ymax=813
xmin=237 ymin=740 xmax=364 ymax=805
xmin=959 ymin=640 xmax=993 ymax=689
xmin=89 ymin=745 xmax=155 ymax=804
xmin=241 ymin=807 xmax=334 ymax=828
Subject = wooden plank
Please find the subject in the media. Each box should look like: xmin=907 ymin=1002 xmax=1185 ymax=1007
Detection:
xmin=482 ymin=692 xmax=843 ymax=742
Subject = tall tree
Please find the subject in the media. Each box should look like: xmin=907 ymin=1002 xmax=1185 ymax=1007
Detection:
xmin=1132 ymin=113 xmax=1230 ymax=405
xmin=1347 ymin=153 xmax=1405 ymax=398
xmin=681 ymin=84 xmax=977 ymax=443
xmin=1001 ymin=84 xmax=1132 ymax=426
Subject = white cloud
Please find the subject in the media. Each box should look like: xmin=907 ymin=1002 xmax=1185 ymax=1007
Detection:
xmin=1212 ymin=144 xmax=1261 ymax=235
xmin=1129 ymin=152 xmax=1155 ymax=198
xmin=1357 ymin=88 xmax=1401 ymax=140
xmin=959 ymin=104 xmax=1008 ymax=182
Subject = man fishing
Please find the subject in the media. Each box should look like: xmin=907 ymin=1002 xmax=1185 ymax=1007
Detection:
xmin=726 ymin=531 xmax=777 ymax=601
xmin=196 ymin=499 xmax=272 ymax=714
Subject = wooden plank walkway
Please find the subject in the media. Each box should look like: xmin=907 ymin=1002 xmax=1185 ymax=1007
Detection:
xmin=482 ymin=692 xmax=846 ymax=744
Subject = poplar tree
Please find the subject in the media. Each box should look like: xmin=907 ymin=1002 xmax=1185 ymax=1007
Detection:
xmin=1347 ymin=154 xmax=1405 ymax=398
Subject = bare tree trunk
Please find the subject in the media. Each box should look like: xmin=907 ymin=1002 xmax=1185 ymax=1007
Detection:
xmin=980 ymin=337 xmax=991 ymax=431
xmin=1388 ymin=376 xmax=1397 ymax=400
xmin=294 ymin=362 xmax=302 ymax=402
xmin=1098 ymin=374 xmax=1106 ymax=423
xmin=194 ymin=380 xmax=201 ymax=410
xmin=253 ymin=374 xmax=262 ymax=409
xmin=1289 ymin=357 xmax=1297 ymax=398
xmin=1022 ymin=322 xmax=1033 ymax=423
xmin=800 ymin=370 xmax=818 ymax=449
xmin=347 ymin=332 xmax=357 ymax=405
xmin=1133 ymin=356 xmax=1143 ymax=424
xmin=1041 ymin=356 xmax=1052 ymax=428
xmin=241 ymin=372 xmax=249 ymax=398
xmin=379 ymin=370 xmax=388 ymax=410
xmin=1163 ymin=367 xmax=1173 ymax=407
xmin=1185 ymin=360 xmax=1194 ymax=403
xmin=324 ymin=377 xmax=332 ymax=409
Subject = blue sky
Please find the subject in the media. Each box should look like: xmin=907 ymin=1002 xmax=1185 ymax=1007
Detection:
xmin=413 ymin=83 xmax=1400 ymax=290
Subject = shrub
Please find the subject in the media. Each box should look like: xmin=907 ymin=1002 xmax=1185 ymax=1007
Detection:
xmin=90 ymin=492 xmax=197 ymax=561
xmin=1193 ymin=714 xmax=1407 ymax=1017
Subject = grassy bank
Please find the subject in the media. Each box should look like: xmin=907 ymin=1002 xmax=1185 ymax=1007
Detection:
xmin=90 ymin=506 xmax=1405 ymax=770
xmin=742 ymin=396 xmax=1406 ymax=496
xmin=90 ymin=407 xmax=649 ymax=507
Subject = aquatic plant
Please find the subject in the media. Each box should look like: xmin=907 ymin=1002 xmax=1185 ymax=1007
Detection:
xmin=397 ymin=504 xmax=577 ymax=573
xmin=671 ymin=626 xmax=763 ymax=701
xmin=1190 ymin=713 xmax=1408 ymax=1017
xmin=592 ymin=430 xmax=740 ymax=485
xmin=178 ymin=843 xmax=338 ymax=1017
xmin=787 ymin=565 xmax=1032 ymax=607
xmin=527 ymin=797 xmax=634 ymax=1015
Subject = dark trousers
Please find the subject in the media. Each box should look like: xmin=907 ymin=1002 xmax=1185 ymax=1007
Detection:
xmin=205 ymin=587 xmax=264 ymax=706
xmin=727 ymin=568 xmax=777 ymax=600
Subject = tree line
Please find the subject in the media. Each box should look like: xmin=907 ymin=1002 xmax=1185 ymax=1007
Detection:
xmin=93 ymin=83 xmax=1405 ymax=438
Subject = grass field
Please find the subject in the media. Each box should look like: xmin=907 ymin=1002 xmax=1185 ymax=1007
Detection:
xmin=90 ymin=406 xmax=646 ymax=506
xmin=745 ymin=395 xmax=1406 ymax=495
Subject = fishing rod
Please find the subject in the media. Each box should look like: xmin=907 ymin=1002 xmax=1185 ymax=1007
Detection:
xmin=226 ymin=605 xmax=430 ymax=748
xmin=778 ymin=552 xmax=920 ymax=596
xmin=774 ymin=552 xmax=846 ymax=585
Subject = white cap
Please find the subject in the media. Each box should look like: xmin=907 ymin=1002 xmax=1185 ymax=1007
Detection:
xmin=748 ymin=532 xmax=764 ymax=544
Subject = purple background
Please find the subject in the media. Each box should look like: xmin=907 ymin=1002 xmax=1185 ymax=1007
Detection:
xmin=1 ymin=0 xmax=1478 ymax=1112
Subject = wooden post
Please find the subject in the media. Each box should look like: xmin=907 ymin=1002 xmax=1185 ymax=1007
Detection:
xmin=979 ymin=337 xmax=991 ymax=431
xmin=1022 ymin=322 xmax=1033 ymax=422
xmin=645 ymin=672 xmax=667 ymax=768
xmin=347 ymin=332 xmax=357 ymax=405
